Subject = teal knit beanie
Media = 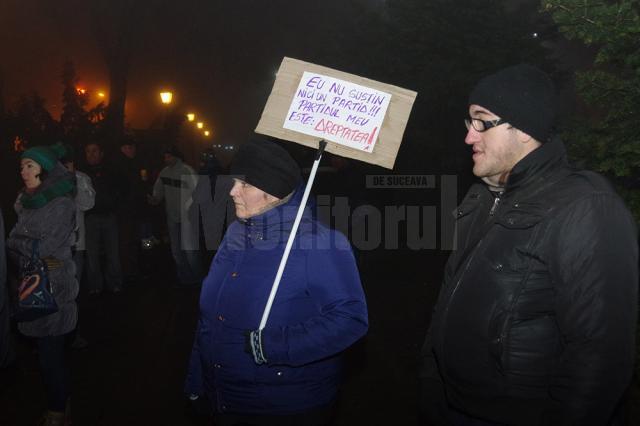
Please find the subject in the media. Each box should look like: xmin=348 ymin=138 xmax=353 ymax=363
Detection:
xmin=21 ymin=143 xmax=67 ymax=171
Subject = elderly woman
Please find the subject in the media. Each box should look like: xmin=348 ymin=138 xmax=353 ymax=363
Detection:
xmin=185 ymin=137 xmax=368 ymax=426
xmin=7 ymin=144 xmax=77 ymax=426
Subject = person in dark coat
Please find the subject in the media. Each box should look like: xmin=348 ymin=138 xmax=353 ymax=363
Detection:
xmin=0 ymin=208 xmax=15 ymax=369
xmin=420 ymin=64 xmax=638 ymax=426
xmin=189 ymin=149 xmax=234 ymax=253
xmin=185 ymin=137 xmax=368 ymax=426
xmin=7 ymin=143 xmax=77 ymax=425
xmin=82 ymin=141 xmax=124 ymax=294
xmin=115 ymin=136 xmax=147 ymax=283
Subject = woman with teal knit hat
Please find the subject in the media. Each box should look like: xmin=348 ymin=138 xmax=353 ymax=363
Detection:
xmin=7 ymin=142 xmax=78 ymax=426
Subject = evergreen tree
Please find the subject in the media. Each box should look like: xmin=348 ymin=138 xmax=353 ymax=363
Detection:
xmin=12 ymin=93 xmax=60 ymax=147
xmin=60 ymin=59 xmax=91 ymax=146
xmin=89 ymin=0 xmax=143 ymax=148
xmin=542 ymin=0 xmax=640 ymax=219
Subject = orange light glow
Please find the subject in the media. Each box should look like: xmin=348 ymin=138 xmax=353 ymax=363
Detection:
xmin=204 ymin=130 xmax=210 ymax=137
xmin=186 ymin=113 xmax=195 ymax=122
xmin=76 ymin=87 xmax=87 ymax=95
xmin=196 ymin=122 xmax=204 ymax=129
xmin=160 ymin=91 xmax=173 ymax=104
xmin=97 ymin=92 xmax=106 ymax=98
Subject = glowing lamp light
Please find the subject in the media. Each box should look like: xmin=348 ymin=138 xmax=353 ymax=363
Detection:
xmin=204 ymin=130 xmax=210 ymax=137
xmin=160 ymin=91 xmax=173 ymax=104
xmin=196 ymin=122 xmax=204 ymax=129
xmin=97 ymin=92 xmax=106 ymax=98
xmin=76 ymin=87 xmax=87 ymax=95
xmin=186 ymin=113 xmax=195 ymax=122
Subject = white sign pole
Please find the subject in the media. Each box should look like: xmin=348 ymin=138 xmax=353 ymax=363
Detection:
xmin=258 ymin=140 xmax=328 ymax=331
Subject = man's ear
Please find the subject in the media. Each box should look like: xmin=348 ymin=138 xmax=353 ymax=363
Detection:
xmin=516 ymin=129 xmax=541 ymax=146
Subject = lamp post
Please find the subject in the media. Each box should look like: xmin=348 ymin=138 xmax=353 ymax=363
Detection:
xmin=159 ymin=91 xmax=174 ymax=133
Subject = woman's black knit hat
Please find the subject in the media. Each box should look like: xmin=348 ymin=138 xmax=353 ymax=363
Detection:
xmin=469 ymin=64 xmax=556 ymax=143
xmin=230 ymin=136 xmax=301 ymax=199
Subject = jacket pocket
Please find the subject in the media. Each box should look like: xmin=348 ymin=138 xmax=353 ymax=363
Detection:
xmin=496 ymin=202 xmax=549 ymax=229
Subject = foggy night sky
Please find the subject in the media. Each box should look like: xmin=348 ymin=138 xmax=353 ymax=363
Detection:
xmin=0 ymin=0 xmax=391 ymax=143
xmin=1 ymin=0 xmax=588 ymax=151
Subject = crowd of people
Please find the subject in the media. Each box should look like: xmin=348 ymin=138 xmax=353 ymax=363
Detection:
xmin=0 ymin=64 xmax=638 ymax=426
xmin=0 ymin=137 xmax=231 ymax=425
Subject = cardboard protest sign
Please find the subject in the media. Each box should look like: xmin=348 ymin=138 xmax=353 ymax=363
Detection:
xmin=256 ymin=57 xmax=417 ymax=169
xmin=283 ymin=72 xmax=391 ymax=153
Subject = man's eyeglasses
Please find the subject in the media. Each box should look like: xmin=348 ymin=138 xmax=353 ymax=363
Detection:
xmin=464 ymin=118 xmax=507 ymax=132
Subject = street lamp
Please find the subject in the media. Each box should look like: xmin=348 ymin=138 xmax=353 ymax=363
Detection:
xmin=196 ymin=122 xmax=204 ymax=129
xmin=204 ymin=130 xmax=210 ymax=137
xmin=160 ymin=91 xmax=173 ymax=105
xmin=159 ymin=91 xmax=174 ymax=135
xmin=186 ymin=113 xmax=195 ymax=122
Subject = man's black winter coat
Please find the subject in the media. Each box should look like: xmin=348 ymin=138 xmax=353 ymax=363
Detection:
xmin=421 ymin=140 xmax=638 ymax=426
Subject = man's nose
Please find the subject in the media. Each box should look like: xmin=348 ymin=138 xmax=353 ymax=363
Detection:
xmin=465 ymin=128 xmax=480 ymax=145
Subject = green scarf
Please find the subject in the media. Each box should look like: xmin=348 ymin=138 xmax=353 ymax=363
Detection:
xmin=20 ymin=176 xmax=75 ymax=209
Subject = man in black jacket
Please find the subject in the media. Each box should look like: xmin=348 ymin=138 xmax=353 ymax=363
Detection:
xmin=83 ymin=142 xmax=125 ymax=295
xmin=420 ymin=64 xmax=638 ymax=426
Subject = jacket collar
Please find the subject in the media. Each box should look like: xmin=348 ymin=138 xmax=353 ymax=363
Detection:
xmin=237 ymin=186 xmax=308 ymax=243
xmin=504 ymin=137 xmax=568 ymax=193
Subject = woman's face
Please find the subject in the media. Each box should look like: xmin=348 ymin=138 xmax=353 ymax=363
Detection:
xmin=20 ymin=158 xmax=42 ymax=189
xmin=229 ymin=179 xmax=280 ymax=219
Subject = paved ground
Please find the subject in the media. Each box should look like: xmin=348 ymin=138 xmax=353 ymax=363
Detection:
xmin=1 ymin=247 xmax=638 ymax=425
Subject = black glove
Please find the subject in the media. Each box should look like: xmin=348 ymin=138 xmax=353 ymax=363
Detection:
xmin=244 ymin=329 xmax=267 ymax=365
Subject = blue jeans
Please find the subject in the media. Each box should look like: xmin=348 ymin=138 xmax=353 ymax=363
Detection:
xmin=167 ymin=221 xmax=203 ymax=285
xmin=85 ymin=213 xmax=123 ymax=292
xmin=37 ymin=334 xmax=70 ymax=411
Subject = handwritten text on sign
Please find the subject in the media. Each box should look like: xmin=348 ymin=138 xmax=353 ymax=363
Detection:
xmin=283 ymin=72 xmax=391 ymax=152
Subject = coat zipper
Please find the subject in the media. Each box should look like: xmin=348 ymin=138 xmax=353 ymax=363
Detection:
xmin=438 ymin=191 xmax=502 ymax=371
xmin=489 ymin=191 xmax=503 ymax=216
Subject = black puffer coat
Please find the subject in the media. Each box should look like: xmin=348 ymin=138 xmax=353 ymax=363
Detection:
xmin=421 ymin=140 xmax=638 ymax=426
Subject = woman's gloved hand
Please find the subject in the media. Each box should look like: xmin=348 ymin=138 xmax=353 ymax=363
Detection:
xmin=244 ymin=329 xmax=267 ymax=365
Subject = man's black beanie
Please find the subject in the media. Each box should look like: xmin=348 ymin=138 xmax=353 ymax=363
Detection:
xmin=230 ymin=136 xmax=301 ymax=199
xmin=469 ymin=64 xmax=556 ymax=143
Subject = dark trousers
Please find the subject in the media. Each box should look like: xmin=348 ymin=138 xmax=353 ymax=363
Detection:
xmin=118 ymin=211 xmax=140 ymax=280
xmin=73 ymin=249 xmax=85 ymax=285
xmin=215 ymin=403 xmax=335 ymax=426
xmin=0 ymin=293 xmax=14 ymax=368
xmin=85 ymin=213 xmax=123 ymax=292
xmin=449 ymin=409 xmax=506 ymax=426
xmin=167 ymin=221 xmax=203 ymax=285
xmin=37 ymin=334 xmax=69 ymax=412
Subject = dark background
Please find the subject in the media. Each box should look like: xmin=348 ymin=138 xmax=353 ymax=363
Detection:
xmin=1 ymin=1 xmax=638 ymax=425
